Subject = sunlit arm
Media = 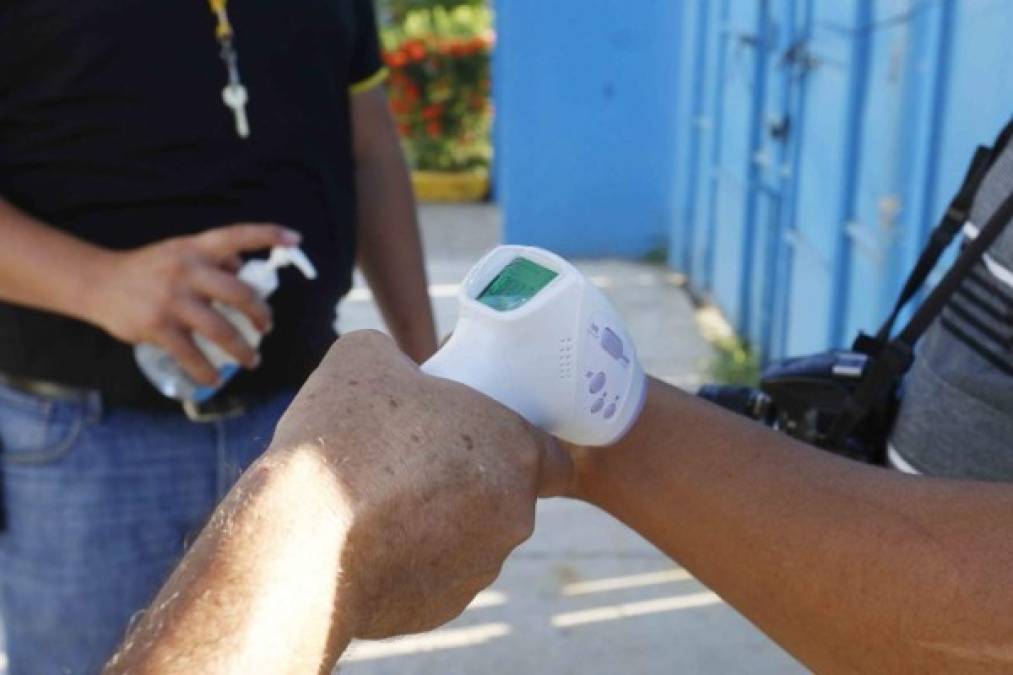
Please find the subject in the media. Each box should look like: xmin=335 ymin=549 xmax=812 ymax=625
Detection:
xmin=351 ymin=86 xmax=438 ymax=363
xmin=568 ymin=378 xmax=1013 ymax=674
xmin=104 ymin=447 xmax=352 ymax=675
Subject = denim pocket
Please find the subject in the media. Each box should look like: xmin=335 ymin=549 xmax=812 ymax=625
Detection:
xmin=0 ymin=384 xmax=87 ymax=465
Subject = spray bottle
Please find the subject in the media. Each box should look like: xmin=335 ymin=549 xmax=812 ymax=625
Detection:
xmin=134 ymin=246 xmax=317 ymax=404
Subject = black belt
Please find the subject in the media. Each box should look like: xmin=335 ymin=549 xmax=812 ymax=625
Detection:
xmin=0 ymin=373 xmax=249 ymax=423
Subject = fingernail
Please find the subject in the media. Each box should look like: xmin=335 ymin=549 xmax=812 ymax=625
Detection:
xmin=251 ymin=354 xmax=262 ymax=369
xmin=282 ymin=229 xmax=301 ymax=245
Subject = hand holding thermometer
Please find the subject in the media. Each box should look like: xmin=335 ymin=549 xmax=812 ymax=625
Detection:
xmin=422 ymin=245 xmax=647 ymax=447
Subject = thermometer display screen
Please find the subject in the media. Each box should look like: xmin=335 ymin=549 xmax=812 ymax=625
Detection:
xmin=477 ymin=257 xmax=558 ymax=312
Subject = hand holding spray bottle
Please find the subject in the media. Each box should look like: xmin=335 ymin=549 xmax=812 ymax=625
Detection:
xmin=135 ymin=246 xmax=317 ymax=405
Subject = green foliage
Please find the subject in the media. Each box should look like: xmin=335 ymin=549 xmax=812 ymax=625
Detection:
xmin=380 ymin=2 xmax=494 ymax=172
xmin=379 ymin=0 xmax=485 ymax=25
xmin=708 ymin=337 xmax=761 ymax=387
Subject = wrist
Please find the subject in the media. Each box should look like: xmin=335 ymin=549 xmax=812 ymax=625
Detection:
xmin=74 ymin=246 xmax=121 ymax=328
xmin=563 ymin=377 xmax=669 ymax=507
xmin=564 ymin=442 xmax=611 ymax=505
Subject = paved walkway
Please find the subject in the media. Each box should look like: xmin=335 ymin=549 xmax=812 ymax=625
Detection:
xmin=337 ymin=205 xmax=803 ymax=675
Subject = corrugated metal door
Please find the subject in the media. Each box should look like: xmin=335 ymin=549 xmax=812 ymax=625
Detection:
xmin=746 ymin=0 xmax=805 ymax=358
xmin=838 ymin=1 xmax=914 ymax=348
xmin=708 ymin=0 xmax=766 ymax=333
xmin=673 ymin=0 xmax=725 ymax=291
xmin=779 ymin=0 xmax=866 ymax=356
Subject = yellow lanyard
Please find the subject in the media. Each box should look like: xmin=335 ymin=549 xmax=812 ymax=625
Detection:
xmin=207 ymin=0 xmax=250 ymax=139
xmin=208 ymin=0 xmax=234 ymax=42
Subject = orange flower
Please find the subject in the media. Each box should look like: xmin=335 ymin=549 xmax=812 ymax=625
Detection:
xmin=426 ymin=120 xmax=443 ymax=137
xmin=384 ymin=50 xmax=407 ymax=68
xmin=397 ymin=122 xmax=412 ymax=136
xmin=421 ymin=104 xmax=444 ymax=121
xmin=464 ymin=37 xmax=486 ymax=55
xmin=390 ymin=97 xmax=413 ymax=115
xmin=404 ymin=39 xmax=427 ymax=63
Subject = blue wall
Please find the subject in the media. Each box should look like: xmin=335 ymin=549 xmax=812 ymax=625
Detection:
xmin=495 ymin=0 xmax=683 ymax=257
xmin=496 ymin=0 xmax=1013 ymax=362
xmin=665 ymin=0 xmax=1013 ymax=360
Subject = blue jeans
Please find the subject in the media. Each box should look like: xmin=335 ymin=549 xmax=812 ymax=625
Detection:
xmin=0 ymin=384 xmax=294 ymax=675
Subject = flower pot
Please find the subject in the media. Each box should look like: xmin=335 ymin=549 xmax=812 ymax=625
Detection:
xmin=412 ymin=168 xmax=489 ymax=203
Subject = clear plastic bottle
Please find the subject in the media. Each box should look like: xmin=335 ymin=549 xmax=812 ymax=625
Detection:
xmin=135 ymin=246 xmax=317 ymax=403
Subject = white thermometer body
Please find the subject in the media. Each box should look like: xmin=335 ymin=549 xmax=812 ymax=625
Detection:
xmin=422 ymin=245 xmax=646 ymax=447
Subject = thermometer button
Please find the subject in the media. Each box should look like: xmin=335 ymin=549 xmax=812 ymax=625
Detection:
xmin=603 ymin=402 xmax=617 ymax=420
xmin=591 ymin=398 xmax=605 ymax=414
xmin=589 ymin=371 xmax=607 ymax=394
xmin=601 ymin=328 xmax=625 ymax=360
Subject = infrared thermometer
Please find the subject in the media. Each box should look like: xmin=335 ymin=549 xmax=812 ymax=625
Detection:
xmin=422 ymin=245 xmax=647 ymax=446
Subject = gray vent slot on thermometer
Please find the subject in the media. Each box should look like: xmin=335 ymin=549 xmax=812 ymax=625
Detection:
xmin=559 ymin=336 xmax=575 ymax=380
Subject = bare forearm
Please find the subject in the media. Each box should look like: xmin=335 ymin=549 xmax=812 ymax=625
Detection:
xmin=355 ymin=150 xmax=436 ymax=363
xmin=351 ymin=87 xmax=437 ymax=363
xmin=571 ymin=378 xmax=1013 ymax=673
xmin=105 ymin=446 xmax=352 ymax=675
xmin=0 ymin=198 xmax=110 ymax=322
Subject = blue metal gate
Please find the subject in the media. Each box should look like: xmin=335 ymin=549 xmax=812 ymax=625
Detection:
xmin=669 ymin=0 xmax=1013 ymax=362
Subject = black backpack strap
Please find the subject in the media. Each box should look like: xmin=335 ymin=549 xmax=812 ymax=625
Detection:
xmin=831 ymin=186 xmax=1013 ymax=448
xmin=896 ymin=188 xmax=1013 ymax=345
xmin=872 ymin=147 xmax=992 ymax=342
xmin=867 ymin=115 xmax=1013 ymax=345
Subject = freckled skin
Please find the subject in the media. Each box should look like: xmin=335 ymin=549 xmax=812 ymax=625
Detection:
xmin=268 ymin=330 xmax=571 ymax=640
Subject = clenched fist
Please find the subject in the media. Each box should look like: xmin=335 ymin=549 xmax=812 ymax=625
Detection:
xmin=270 ymin=330 xmax=574 ymax=639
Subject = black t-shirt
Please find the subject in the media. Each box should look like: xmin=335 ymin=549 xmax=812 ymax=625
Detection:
xmin=0 ymin=0 xmax=385 ymax=403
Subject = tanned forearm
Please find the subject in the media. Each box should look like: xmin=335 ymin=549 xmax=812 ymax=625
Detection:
xmin=569 ymin=378 xmax=1013 ymax=674
xmin=104 ymin=447 xmax=352 ymax=675
xmin=0 ymin=198 xmax=111 ymax=321
xmin=351 ymin=87 xmax=437 ymax=363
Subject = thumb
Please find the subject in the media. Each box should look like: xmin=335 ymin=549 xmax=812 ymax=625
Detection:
xmin=535 ymin=432 xmax=576 ymax=498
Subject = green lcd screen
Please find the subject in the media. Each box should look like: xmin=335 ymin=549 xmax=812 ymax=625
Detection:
xmin=477 ymin=257 xmax=558 ymax=312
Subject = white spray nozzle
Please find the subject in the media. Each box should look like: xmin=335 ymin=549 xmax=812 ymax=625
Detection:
xmin=268 ymin=246 xmax=318 ymax=280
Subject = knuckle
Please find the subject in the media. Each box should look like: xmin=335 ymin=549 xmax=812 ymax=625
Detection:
xmin=235 ymin=282 xmax=259 ymax=306
xmin=506 ymin=514 xmax=535 ymax=546
xmin=207 ymin=323 xmax=236 ymax=344
xmin=477 ymin=569 xmax=501 ymax=591
xmin=141 ymin=308 xmax=169 ymax=334
xmin=167 ymin=255 xmax=196 ymax=282
xmin=516 ymin=442 xmax=540 ymax=473
xmin=147 ymin=317 xmax=168 ymax=335
xmin=346 ymin=329 xmax=391 ymax=347
xmin=330 ymin=330 xmax=393 ymax=359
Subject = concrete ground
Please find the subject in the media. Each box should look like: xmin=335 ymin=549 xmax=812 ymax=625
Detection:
xmin=0 ymin=205 xmax=804 ymax=675
xmin=336 ymin=204 xmax=804 ymax=675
